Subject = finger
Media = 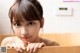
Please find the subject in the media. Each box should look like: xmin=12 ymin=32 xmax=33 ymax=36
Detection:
xmin=13 ymin=43 xmax=19 ymax=50
xmin=7 ymin=43 xmax=14 ymax=48
xmin=15 ymin=43 xmax=22 ymax=52
xmin=38 ymin=42 xmax=46 ymax=48
xmin=16 ymin=40 xmax=25 ymax=50
xmin=27 ymin=43 xmax=34 ymax=52
xmin=19 ymin=44 xmax=25 ymax=50
xmin=6 ymin=44 xmax=11 ymax=48
xmin=11 ymin=43 xmax=16 ymax=48
xmin=17 ymin=43 xmax=25 ymax=52
xmin=29 ymin=43 xmax=35 ymax=52
xmin=26 ymin=43 xmax=31 ymax=52
xmin=26 ymin=42 xmax=31 ymax=51
xmin=33 ymin=43 xmax=40 ymax=52
xmin=11 ymin=43 xmax=23 ymax=52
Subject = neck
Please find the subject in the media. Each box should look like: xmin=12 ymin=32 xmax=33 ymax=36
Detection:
xmin=24 ymin=37 xmax=41 ymax=46
xmin=33 ymin=37 xmax=41 ymax=43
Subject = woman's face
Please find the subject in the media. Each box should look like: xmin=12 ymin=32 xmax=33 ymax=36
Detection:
xmin=12 ymin=18 xmax=41 ymax=43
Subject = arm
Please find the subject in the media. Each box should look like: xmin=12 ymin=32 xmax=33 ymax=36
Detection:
xmin=1 ymin=37 xmax=25 ymax=52
xmin=1 ymin=37 xmax=14 ymax=46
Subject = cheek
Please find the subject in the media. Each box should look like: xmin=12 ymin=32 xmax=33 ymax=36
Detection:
xmin=13 ymin=26 xmax=21 ymax=36
xmin=29 ymin=26 xmax=40 ymax=36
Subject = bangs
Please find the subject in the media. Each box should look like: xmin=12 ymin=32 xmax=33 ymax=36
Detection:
xmin=9 ymin=1 xmax=41 ymax=23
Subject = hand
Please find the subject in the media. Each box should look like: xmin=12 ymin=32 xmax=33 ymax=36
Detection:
xmin=6 ymin=42 xmax=25 ymax=52
xmin=26 ymin=42 xmax=46 ymax=52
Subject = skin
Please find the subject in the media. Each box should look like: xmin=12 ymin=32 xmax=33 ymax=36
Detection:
xmin=1 ymin=0 xmax=59 ymax=52
xmin=12 ymin=18 xmax=45 ymax=52
xmin=1 ymin=18 xmax=59 ymax=52
xmin=12 ymin=18 xmax=41 ymax=43
xmin=1 ymin=18 xmax=45 ymax=52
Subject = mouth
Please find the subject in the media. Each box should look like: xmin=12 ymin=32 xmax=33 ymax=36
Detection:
xmin=21 ymin=36 xmax=31 ymax=40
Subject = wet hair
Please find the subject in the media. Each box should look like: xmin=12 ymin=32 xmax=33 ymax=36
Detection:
xmin=9 ymin=0 xmax=43 ymax=27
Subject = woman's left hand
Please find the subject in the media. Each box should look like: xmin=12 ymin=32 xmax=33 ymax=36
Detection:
xmin=26 ymin=42 xmax=46 ymax=52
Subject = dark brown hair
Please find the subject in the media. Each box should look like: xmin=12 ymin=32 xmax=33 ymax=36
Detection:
xmin=9 ymin=0 xmax=43 ymax=27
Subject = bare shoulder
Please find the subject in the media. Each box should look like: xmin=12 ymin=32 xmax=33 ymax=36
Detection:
xmin=1 ymin=36 xmax=15 ymax=46
xmin=40 ymin=38 xmax=59 ymax=46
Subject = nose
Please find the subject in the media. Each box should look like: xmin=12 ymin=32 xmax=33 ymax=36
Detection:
xmin=21 ymin=27 xmax=28 ymax=37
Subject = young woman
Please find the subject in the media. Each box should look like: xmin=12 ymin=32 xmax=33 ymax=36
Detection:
xmin=1 ymin=0 xmax=59 ymax=52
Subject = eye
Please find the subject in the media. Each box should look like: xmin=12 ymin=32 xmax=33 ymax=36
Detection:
xmin=28 ymin=22 xmax=35 ymax=26
xmin=13 ymin=23 xmax=21 ymax=27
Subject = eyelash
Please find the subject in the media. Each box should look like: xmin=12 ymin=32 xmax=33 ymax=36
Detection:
xmin=28 ymin=22 xmax=35 ymax=26
xmin=13 ymin=22 xmax=35 ymax=27
xmin=13 ymin=23 xmax=21 ymax=26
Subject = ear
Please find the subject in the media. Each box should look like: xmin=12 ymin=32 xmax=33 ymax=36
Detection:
xmin=41 ymin=17 xmax=44 ymax=28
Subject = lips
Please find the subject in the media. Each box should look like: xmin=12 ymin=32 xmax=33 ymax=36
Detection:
xmin=21 ymin=36 xmax=31 ymax=40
